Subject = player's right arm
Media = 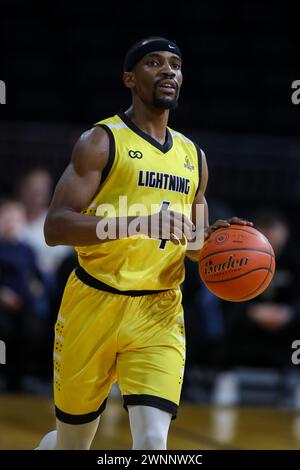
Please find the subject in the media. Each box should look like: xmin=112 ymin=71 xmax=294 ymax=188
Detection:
xmin=44 ymin=127 xmax=194 ymax=247
xmin=44 ymin=126 xmax=117 ymax=246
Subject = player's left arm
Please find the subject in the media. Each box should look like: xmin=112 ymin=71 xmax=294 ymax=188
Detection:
xmin=185 ymin=150 xmax=253 ymax=262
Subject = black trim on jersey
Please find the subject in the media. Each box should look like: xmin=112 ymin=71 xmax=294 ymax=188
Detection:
xmin=93 ymin=124 xmax=116 ymax=186
xmin=194 ymin=143 xmax=203 ymax=195
xmin=75 ymin=266 xmax=170 ymax=297
xmin=123 ymin=394 xmax=178 ymax=420
xmin=55 ymin=399 xmax=107 ymax=425
xmin=117 ymin=110 xmax=173 ymax=154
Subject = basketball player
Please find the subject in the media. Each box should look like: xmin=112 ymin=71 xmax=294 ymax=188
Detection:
xmin=38 ymin=37 xmax=252 ymax=450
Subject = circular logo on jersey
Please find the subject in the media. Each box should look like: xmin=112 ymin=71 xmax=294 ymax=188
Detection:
xmin=215 ymin=233 xmax=229 ymax=245
xmin=129 ymin=150 xmax=143 ymax=159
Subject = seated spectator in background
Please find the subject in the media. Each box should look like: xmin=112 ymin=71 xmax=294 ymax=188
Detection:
xmin=0 ymin=200 xmax=50 ymax=390
xmin=221 ymin=209 xmax=300 ymax=370
xmin=16 ymin=168 xmax=71 ymax=276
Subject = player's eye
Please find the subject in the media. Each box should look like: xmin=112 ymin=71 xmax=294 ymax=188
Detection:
xmin=172 ymin=63 xmax=181 ymax=70
xmin=148 ymin=60 xmax=160 ymax=67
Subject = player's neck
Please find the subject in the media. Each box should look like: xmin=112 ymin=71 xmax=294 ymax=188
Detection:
xmin=125 ymin=104 xmax=169 ymax=146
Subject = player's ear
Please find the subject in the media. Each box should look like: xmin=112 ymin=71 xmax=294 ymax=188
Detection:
xmin=123 ymin=71 xmax=136 ymax=89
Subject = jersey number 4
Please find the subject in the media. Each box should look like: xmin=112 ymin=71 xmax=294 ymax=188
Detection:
xmin=159 ymin=200 xmax=171 ymax=250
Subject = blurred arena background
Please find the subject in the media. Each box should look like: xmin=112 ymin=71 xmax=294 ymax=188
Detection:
xmin=1 ymin=0 xmax=300 ymax=450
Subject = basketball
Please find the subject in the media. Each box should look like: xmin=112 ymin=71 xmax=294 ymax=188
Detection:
xmin=199 ymin=224 xmax=275 ymax=302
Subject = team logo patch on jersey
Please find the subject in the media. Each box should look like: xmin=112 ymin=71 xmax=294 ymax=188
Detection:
xmin=184 ymin=156 xmax=194 ymax=171
xmin=129 ymin=150 xmax=143 ymax=159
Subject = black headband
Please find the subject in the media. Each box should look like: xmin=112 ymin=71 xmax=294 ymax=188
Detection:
xmin=123 ymin=38 xmax=181 ymax=72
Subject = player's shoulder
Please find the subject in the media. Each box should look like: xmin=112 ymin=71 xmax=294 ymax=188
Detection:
xmin=76 ymin=126 xmax=109 ymax=155
xmin=72 ymin=119 xmax=114 ymax=170
xmin=76 ymin=113 xmax=121 ymax=151
xmin=94 ymin=113 xmax=124 ymax=129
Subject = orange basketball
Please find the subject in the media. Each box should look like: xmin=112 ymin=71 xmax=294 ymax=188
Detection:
xmin=198 ymin=224 xmax=275 ymax=302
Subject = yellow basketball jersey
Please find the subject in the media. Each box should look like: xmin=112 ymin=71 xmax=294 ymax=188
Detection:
xmin=75 ymin=111 xmax=202 ymax=291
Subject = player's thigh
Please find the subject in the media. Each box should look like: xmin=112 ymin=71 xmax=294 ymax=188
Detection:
xmin=54 ymin=271 xmax=119 ymax=418
xmin=118 ymin=289 xmax=185 ymax=414
xmin=119 ymin=342 xmax=185 ymax=409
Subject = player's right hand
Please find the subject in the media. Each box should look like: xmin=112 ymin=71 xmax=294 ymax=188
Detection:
xmin=141 ymin=210 xmax=195 ymax=245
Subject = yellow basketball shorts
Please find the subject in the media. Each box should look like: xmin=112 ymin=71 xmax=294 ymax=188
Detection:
xmin=54 ymin=267 xmax=186 ymax=424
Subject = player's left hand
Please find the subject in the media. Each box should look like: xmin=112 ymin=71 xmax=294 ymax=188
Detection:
xmin=204 ymin=217 xmax=253 ymax=241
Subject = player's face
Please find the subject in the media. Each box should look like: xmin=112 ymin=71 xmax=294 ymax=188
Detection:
xmin=125 ymin=51 xmax=183 ymax=110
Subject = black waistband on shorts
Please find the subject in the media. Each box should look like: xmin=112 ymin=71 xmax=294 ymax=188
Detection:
xmin=75 ymin=266 xmax=170 ymax=297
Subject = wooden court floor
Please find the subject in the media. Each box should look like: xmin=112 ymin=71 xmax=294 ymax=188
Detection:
xmin=0 ymin=394 xmax=300 ymax=450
